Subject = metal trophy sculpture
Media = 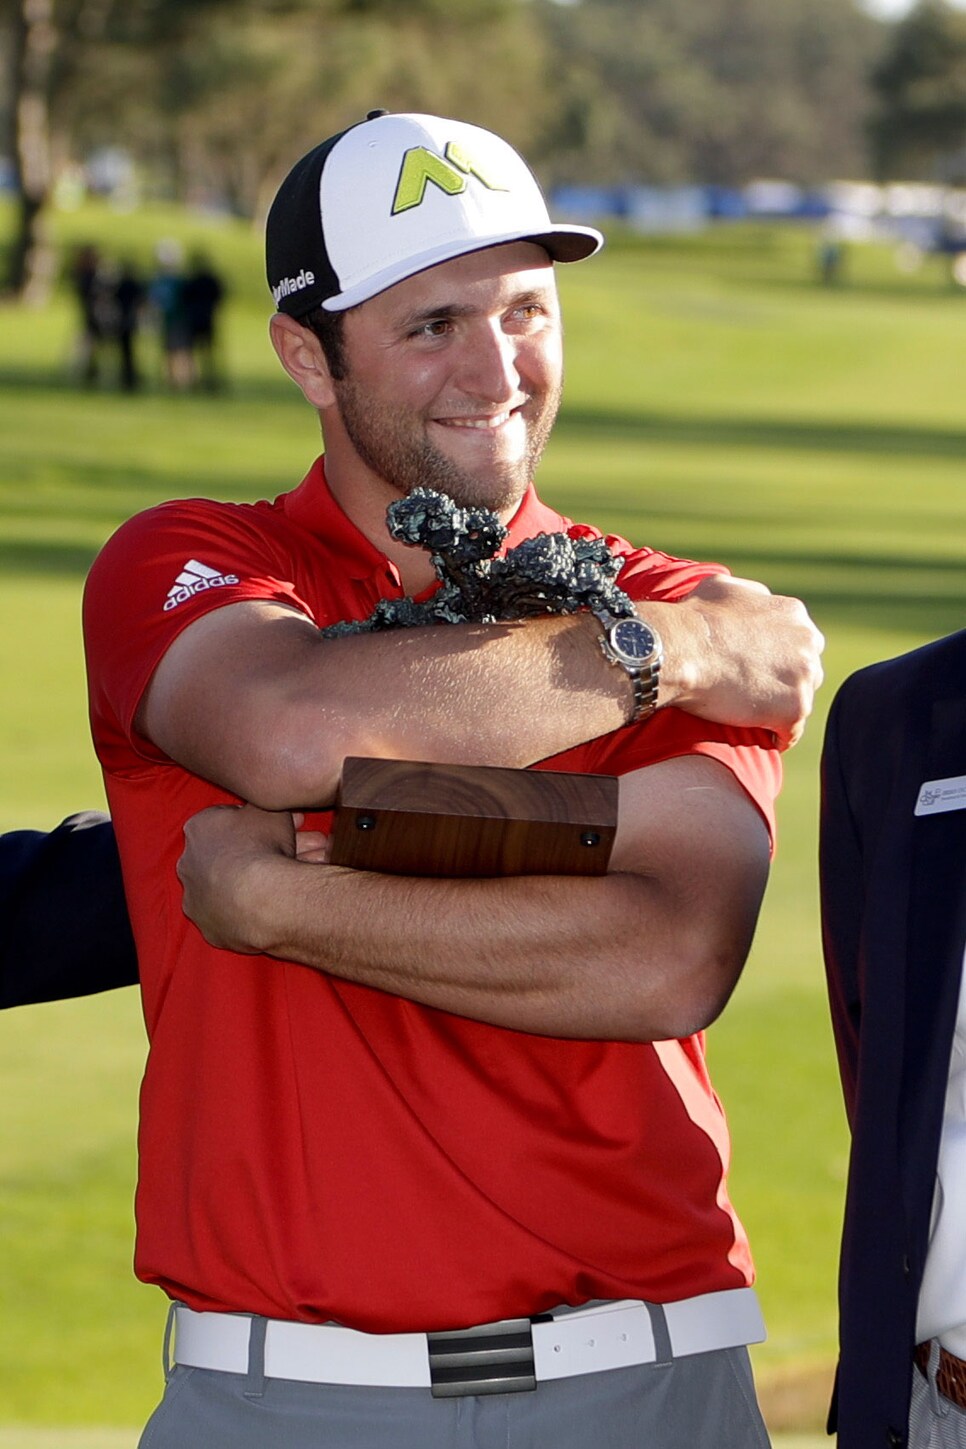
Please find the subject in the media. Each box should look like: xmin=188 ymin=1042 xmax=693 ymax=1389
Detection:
xmin=327 ymin=489 xmax=634 ymax=877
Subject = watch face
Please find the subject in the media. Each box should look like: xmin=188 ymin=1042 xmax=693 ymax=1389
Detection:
xmin=611 ymin=618 xmax=654 ymax=663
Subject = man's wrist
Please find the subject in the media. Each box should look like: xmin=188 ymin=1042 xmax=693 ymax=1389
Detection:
xmin=190 ymin=848 xmax=286 ymax=956
xmin=632 ymin=597 xmax=710 ymax=713
xmin=593 ymin=610 xmax=663 ymax=725
xmin=232 ymin=853 xmax=305 ymax=956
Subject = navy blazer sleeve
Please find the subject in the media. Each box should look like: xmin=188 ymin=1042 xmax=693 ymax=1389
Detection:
xmin=0 ymin=812 xmax=137 ymax=1008
xmin=820 ymin=686 xmax=867 ymax=1126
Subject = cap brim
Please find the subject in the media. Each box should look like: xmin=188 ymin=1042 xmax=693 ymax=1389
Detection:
xmin=321 ymin=224 xmax=604 ymax=312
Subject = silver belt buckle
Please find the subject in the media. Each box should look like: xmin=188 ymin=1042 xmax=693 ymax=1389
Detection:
xmin=427 ymin=1317 xmax=537 ymax=1397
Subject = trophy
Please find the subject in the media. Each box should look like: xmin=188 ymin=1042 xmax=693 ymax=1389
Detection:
xmin=325 ymin=490 xmax=631 ymax=879
xmin=330 ymin=756 xmax=618 ymax=877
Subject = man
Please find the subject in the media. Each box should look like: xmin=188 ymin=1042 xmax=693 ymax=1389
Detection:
xmin=821 ymin=629 xmax=966 ymax=1449
xmin=0 ymin=813 xmax=136 ymax=1008
xmin=83 ymin=111 xmax=822 ymax=1448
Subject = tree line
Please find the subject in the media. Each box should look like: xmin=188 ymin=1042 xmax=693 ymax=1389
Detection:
xmin=2 ymin=0 xmax=966 ymax=299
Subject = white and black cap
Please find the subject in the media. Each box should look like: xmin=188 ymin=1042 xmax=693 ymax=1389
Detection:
xmin=266 ymin=110 xmax=604 ymax=316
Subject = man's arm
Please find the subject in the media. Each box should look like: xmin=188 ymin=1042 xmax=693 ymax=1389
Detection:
xmin=139 ymin=578 xmax=821 ymax=809
xmin=177 ymin=754 xmax=770 ymax=1042
xmin=0 ymin=813 xmax=137 ymax=1008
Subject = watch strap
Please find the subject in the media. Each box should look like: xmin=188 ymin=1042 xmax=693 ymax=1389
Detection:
xmin=627 ymin=657 xmax=660 ymax=723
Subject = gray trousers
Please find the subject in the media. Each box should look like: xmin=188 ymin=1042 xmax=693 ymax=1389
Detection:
xmin=138 ymin=1344 xmax=771 ymax=1449
xmin=910 ymin=1345 xmax=966 ymax=1449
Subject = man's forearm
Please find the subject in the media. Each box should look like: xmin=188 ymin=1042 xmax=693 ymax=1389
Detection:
xmin=214 ymin=856 xmax=695 ymax=1039
xmin=178 ymin=758 xmax=771 ymax=1040
xmin=315 ymin=577 xmax=823 ymax=769
xmin=142 ymin=579 xmax=822 ymax=811
xmin=143 ymin=606 xmax=631 ymax=810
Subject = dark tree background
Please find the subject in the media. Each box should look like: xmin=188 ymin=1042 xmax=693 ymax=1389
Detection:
xmin=869 ymin=0 xmax=966 ymax=181
xmin=532 ymin=0 xmax=885 ymax=186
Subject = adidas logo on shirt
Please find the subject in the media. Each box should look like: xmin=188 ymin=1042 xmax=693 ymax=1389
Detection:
xmin=163 ymin=559 xmax=240 ymax=611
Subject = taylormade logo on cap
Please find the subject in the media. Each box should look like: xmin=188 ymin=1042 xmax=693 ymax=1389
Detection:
xmin=271 ymin=269 xmax=316 ymax=307
xmin=265 ymin=112 xmax=603 ymax=316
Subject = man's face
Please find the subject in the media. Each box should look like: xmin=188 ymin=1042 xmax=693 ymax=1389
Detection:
xmin=329 ymin=242 xmax=563 ymax=518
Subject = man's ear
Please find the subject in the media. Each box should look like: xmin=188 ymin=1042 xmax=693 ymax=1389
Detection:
xmin=269 ymin=313 xmax=338 ymax=410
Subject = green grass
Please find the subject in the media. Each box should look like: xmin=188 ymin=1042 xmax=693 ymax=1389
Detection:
xmin=0 ymin=1434 xmax=140 ymax=1449
xmin=0 ymin=200 xmax=963 ymax=1433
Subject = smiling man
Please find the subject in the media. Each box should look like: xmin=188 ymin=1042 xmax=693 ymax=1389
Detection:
xmin=272 ymin=244 xmax=561 ymax=591
xmin=82 ymin=112 xmax=822 ymax=1449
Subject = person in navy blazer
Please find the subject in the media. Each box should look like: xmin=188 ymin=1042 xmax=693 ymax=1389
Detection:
xmin=0 ymin=811 xmax=136 ymax=1008
xmin=820 ymin=628 xmax=966 ymax=1447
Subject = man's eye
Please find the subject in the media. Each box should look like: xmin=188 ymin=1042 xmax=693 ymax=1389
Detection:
xmin=413 ymin=320 xmax=450 ymax=339
xmin=513 ymin=304 xmax=544 ymax=322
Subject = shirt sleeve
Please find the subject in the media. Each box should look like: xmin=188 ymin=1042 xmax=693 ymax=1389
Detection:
xmin=554 ymin=531 xmax=774 ymax=840
xmin=567 ymin=525 xmax=730 ymax=602
xmin=83 ymin=498 xmax=312 ymax=768
xmin=537 ymin=710 xmax=782 ymax=853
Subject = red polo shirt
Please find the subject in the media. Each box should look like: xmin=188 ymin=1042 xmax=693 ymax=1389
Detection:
xmin=84 ymin=459 xmax=780 ymax=1331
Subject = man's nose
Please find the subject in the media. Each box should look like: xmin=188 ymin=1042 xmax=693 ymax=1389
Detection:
xmin=457 ymin=323 xmax=520 ymax=402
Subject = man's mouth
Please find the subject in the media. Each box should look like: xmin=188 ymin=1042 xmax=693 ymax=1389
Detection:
xmin=434 ymin=404 xmax=526 ymax=431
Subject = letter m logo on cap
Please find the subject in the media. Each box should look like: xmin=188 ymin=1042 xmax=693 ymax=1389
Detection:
xmin=392 ymin=141 xmax=509 ymax=215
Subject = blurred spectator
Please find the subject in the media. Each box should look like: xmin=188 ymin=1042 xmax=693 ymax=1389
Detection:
xmin=70 ymin=243 xmax=115 ymax=385
xmin=184 ymin=252 xmax=227 ymax=391
xmin=113 ymin=261 xmax=147 ymax=392
xmin=817 ymin=235 xmax=844 ymax=286
xmin=148 ymin=239 xmax=193 ymax=389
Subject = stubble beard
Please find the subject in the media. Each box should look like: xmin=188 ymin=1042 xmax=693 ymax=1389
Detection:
xmin=332 ymin=376 xmax=562 ymax=516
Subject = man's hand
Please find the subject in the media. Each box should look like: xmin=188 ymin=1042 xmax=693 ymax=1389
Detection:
xmin=649 ymin=575 xmax=824 ymax=749
xmin=178 ymin=805 xmax=327 ymax=952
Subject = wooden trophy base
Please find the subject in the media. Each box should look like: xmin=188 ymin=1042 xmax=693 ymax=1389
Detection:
xmin=330 ymin=757 xmax=618 ymax=878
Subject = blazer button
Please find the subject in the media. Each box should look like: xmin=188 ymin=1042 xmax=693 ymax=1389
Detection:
xmin=902 ymin=1254 xmax=911 ymax=1277
xmin=888 ymin=1430 xmax=905 ymax=1446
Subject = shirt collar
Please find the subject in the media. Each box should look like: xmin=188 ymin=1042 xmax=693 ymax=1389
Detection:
xmin=503 ymin=484 xmax=569 ymax=548
xmin=280 ymin=457 xmax=393 ymax=582
xmin=281 ymin=458 xmax=570 ymax=575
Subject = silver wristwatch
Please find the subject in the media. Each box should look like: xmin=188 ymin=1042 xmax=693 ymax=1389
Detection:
xmin=595 ymin=612 xmax=663 ymax=724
